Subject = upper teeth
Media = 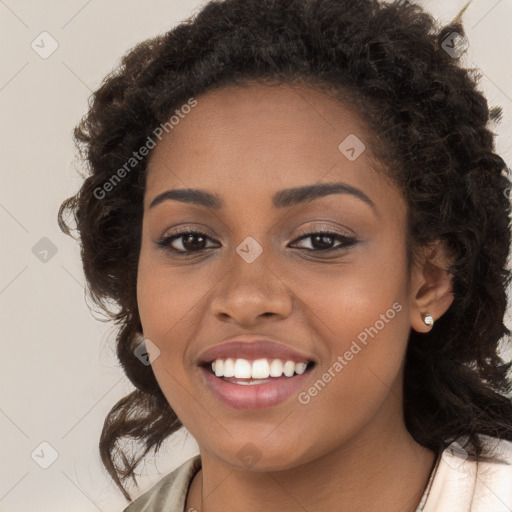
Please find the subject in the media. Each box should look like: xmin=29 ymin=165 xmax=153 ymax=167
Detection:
xmin=212 ymin=358 xmax=308 ymax=379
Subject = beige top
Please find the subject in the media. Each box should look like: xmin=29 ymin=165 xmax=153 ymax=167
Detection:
xmin=122 ymin=439 xmax=512 ymax=512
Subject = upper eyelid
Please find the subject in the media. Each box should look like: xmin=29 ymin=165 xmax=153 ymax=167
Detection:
xmin=161 ymin=226 xmax=354 ymax=241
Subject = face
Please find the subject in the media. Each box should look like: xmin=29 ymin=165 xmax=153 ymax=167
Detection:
xmin=137 ymin=83 xmax=417 ymax=471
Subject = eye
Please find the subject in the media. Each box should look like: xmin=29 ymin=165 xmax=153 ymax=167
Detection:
xmin=156 ymin=228 xmax=219 ymax=257
xmin=289 ymin=228 xmax=358 ymax=253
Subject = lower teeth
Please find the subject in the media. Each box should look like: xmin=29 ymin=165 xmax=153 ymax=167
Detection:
xmin=234 ymin=379 xmax=271 ymax=385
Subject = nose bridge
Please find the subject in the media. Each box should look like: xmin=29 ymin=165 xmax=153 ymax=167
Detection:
xmin=234 ymin=236 xmax=272 ymax=285
xmin=227 ymin=234 xmax=279 ymax=295
xmin=210 ymin=234 xmax=293 ymax=322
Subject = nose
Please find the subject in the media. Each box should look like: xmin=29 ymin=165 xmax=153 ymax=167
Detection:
xmin=210 ymin=246 xmax=293 ymax=326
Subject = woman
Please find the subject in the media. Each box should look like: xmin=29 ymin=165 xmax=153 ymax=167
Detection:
xmin=58 ymin=0 xmax=512 ymax=510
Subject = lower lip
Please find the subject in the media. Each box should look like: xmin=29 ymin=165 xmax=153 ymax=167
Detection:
xmin=199 ymin=366 xmax=313 ymax=410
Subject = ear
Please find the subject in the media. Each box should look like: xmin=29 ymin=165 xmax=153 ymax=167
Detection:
xmin=409 ymin=239 xmax=455 ymax=333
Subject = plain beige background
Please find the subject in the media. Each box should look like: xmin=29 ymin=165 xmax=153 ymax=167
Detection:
xmin=1 ymin=1 xmax=511 ymax=511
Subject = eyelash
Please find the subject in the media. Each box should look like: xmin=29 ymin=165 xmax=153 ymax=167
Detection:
xmin=155 ymin=227 xmax=357 ymax=257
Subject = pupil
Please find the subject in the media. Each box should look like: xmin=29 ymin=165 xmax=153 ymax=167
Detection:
xmin=312 ymin=234 xmax=333 ymax=250
xmin=184 ymin=234 xmax=205 ymax=250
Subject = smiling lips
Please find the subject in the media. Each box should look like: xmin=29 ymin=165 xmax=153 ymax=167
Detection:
xmin=197 ymin=339 xmax=316 ymax=409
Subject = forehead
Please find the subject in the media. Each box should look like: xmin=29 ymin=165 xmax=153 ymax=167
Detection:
xmin=144 ymin=83 xmax=399 ymax=215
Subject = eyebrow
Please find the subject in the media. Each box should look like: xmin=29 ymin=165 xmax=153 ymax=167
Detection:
xmin=149 ymin=181 xmax=377 ymax=214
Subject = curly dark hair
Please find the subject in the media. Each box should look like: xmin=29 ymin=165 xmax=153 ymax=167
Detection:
xmin=58 ymin=0 xmax=512 ymax=501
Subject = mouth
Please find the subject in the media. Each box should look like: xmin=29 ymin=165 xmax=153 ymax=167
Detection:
xmin=198 ymin=357 xmax=316 ymax=410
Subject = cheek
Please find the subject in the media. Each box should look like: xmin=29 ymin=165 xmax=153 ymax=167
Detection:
xmin=288 ymin=240 xmax=409 ymax=346
xmin=290 ymin=241 xmax=411 ymax=409
xmin=137 ymin=250 xmax=213 ymax=345
xmin=136 ymin=244 xmax=222 ymax=411
xmin=136 ymin=258 xmax=203 ymax=420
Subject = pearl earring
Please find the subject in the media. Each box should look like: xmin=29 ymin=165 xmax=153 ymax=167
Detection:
xmin=422 ymin=312 xmax=434 ymax=327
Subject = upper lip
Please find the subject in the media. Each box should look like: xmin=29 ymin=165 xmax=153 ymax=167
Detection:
xmin=196 ymin=336 xmax=316 ymax=365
